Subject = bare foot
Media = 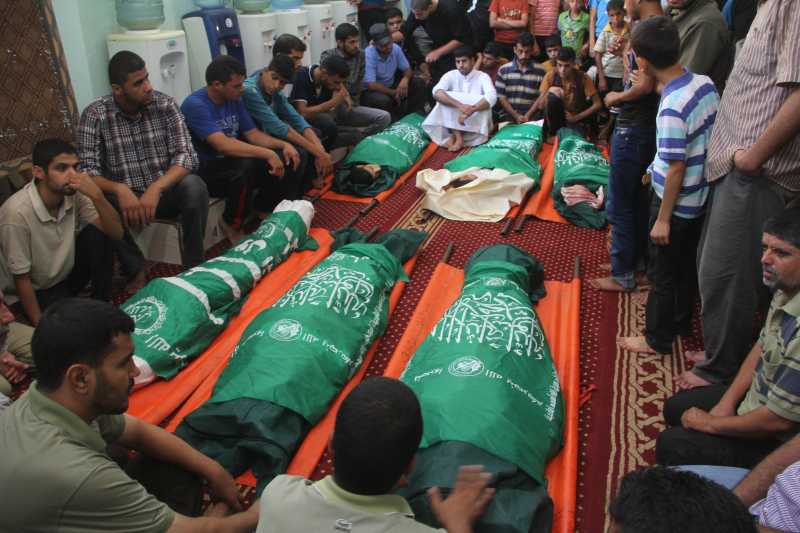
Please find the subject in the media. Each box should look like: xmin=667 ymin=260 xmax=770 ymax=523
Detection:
xmin=220 ymin=220 xmax=245 ymax=245
xmin=125 ymin=269 xmax=148 ymax=294
xmin=684 ymin=350 xmax=706 ymax=364
xmin=589 ymin=276 xmax=634 ymax=292
xmin=444 ymin=135 xmax=456 ymax=151
xmin=676 ymin=369 xmax=712 ymax=390
xmin=635 ymin=271 xmax=650 ymax=288
xmin=449 ymin=131 xmax=464 ymax=152
xmin=617 ymin=335 xmax=661 ymax=354
xmin=599 ymin=262 xmax=611 ymax=272
xmin=631 ymin=290 xmax=649 ymax=306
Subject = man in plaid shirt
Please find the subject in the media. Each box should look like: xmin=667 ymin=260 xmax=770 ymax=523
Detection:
xmin=77 ymin=51 xmax=209 ymax=289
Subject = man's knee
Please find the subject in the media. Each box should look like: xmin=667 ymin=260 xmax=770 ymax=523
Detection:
xmin=663 ymin=392 xmax=691 ymax=427
xmin=656 ymin=427 xmax=697 ymax=466
xmin=177 ymin=174 xmax=210 ymax=209
xmin=374 ymin=108 xmax=391 ymax=129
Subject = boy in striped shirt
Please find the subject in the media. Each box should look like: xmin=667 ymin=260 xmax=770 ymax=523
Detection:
xmin=617 ymin=16 xmax=719 ymax=356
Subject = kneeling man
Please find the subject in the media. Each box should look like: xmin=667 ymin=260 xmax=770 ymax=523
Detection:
xmin=422 ymin=45 xmax=497 ymax=152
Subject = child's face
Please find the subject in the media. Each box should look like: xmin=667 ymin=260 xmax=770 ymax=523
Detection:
xmin=387 ymin=15 xmax=403 ymax=34
xmin=568 ymin=0 xmax=581 ymax=11
xmin=608 ymin=8 xmax=625 ymax=27
xmin=547 ymin=46 xmax=560 ymax=62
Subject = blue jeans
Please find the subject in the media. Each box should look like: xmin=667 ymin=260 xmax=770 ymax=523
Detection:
xmin=607 ymin=126 xmax=656 ymax=289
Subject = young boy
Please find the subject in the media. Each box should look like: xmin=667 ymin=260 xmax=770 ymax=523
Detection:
xmin=542 ymin=34 xmax=561 ymax=73
xmin=488 ymin=0 xmax=529 ymax=61
xmin=593 ymin=0 xmax=629 ymax=95
xmin=558 ymin=0 xmax=590 ymax=61
xmin=617 ymin=16 xmax=719 ymax=356
xmin=495 ymin=32 xmax=546 ymax=124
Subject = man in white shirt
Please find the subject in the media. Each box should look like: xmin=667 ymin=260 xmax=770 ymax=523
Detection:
xmin=422 ymin=45 xmax=498 ymax=151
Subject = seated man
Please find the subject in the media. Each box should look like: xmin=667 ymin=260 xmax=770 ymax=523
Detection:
xmin=478 ymin=41 xmax=509 ymax=83
xmin=656 ymin=207 xmax=800 ymax=469
xmin=0 ymin=298 xmax=259 ymax=531
xmin=290 ymin=55 xmax=391 ymax=149
xmin=495 ymin=32 xmax=546 ymax=124
xmin=242 ymin=54 xmax=333 ymax=188
xmin=0 ymin=139 xmax=123 ymax=326
xmin=362 ymin=23 xmax=427 ymax=119
xmin=78 ymin=51 xmax=209 ymax=286
xmin=422 ymin=45 xmax=497 ymax=151
xmin=538 ymin=47 xmax=601 ymax=139
xmin=0 ymin=290 xmax=34 ymax=397
xmin=608 ymin=466 xmax=757 ymax=533
xmin=272 ymin=33 xmax=307 ymax=89
xmin=255 ymin=377 xmax=494 ymax=533
xmin=182 ymin=55 xmax=304 ymax=242
xmin=320 ymin=23 xmax=366 ymax=107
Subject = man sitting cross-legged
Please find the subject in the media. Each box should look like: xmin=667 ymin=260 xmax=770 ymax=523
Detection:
xmin=0 ymin=298 xmax=259 ymax=532
xmin=495 ymin=32 xmax=546 ymax=124
xmin=182 ymin=55 xmax=304 ymax=242
xmin=655 ymin=207 xmax=800 ymax=470
xmin=255 ymin=377 xmax=494 ymax=533
xmin=422 ymin=45 xmax=497 ymax=152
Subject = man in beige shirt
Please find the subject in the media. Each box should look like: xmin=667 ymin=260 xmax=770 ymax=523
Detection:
xmin=0 ymin=298 xmax=259 ymax=532
xmin=680 ymin=0 xmax=800 ymax=389
xmin=0 ymin=139 xmax=123 ymax=326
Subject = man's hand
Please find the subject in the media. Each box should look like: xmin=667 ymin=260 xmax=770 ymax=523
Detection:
xmin=396 ymin=78 xmax=409 ymax=100
xmin=68 ymin=172 xmax=103 ymax=201
xmin=458 ymin=104 xmax=476 ymax=125
xmin=0 ymin=351 xmax=29 ymax=384
xmin=116 ymin=184 xmax=145 ymax=227
xmin=734 ymin=148 xmax=763 ymax=176
xmin=331 ymin=88 xmax=346 ymax=108
xmin=282 ymin=143 xmax=301 ymax=170
xmin=513 ymin=111 xmax=526 ymax=124
xmin=580 ymin=42 xmax=589 ymax=58
xmin=650 ymin=219 xmax=670 ymax=246
xmin=139 ymin=183 xmax=163 ymax=225
xmin=425 ymin=50 xmax=442 ymax=64
xmin=681 ymin=407 xmax=716 ymax=434
xmin=566 ymin=111 xmax=581 ymax=124
xmin=206 ymin=463 xmax=244 ymax=511
xmin=604 ymin=91 xmax=622 ymax=108
xmin=265 ymin=150 xmax=285 ymax=177
xmin=315 ymin=152 xmax=334 ymax=178
xmin=341 ymin=87 xmax=353 ymax=112
xmin=428 ymin=466 xmax=495 ymax=533
xmin=419 ymin=64 xmax=433 ymax=84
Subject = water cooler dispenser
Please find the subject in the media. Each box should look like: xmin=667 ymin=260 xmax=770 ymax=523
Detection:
xmin=305 ymin=3 xmax=335 ymax=63
xmin=183 ymin=3 xmax=246 ymax=90
xmin=329 ymin=0 xmax=358 ymax=31
xmin=274 ymin=9 xmax=313 ymax=66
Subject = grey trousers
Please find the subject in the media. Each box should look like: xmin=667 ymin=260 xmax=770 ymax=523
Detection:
xmin=693 ymin=169 xmax=797 ymax=383
xmin=111 ymin=174 xmax=210 ymax=271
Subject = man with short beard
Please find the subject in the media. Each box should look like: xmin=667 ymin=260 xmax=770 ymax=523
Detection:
xmin=0 ymin=139 xmax=123 ymax=326
xmin=0 ymin=298 xmax=260 ymax=532
xmin=655 ymin=207 xmax=800 ymax=470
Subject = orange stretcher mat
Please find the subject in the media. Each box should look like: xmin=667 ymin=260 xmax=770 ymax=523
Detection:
xmin=320 ymin=143 xmax=439 ymax=204
xmin=505 ymin=140 xmax=568 ymax=225
xmin=163 ymin=257 xmax=419 ymax=488
xmin=127 ymin=228 xmax=335 ymax=426
xmin=383 ymin=262 xmax=581 ymax=533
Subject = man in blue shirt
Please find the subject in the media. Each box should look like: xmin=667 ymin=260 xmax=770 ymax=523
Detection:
xmin=182 ymin=56 xmax=304 ymax=242
xmin=242 ymin=55 xmax=333 ymax=190
xmin=361 ymin=23 xmax=426 ymax=119
xmin=290 ymin=55 xmax=390 ymax=149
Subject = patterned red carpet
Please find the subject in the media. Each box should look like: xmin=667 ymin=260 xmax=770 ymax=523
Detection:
xmin=97 ymin=146 xmax=705 ymax=532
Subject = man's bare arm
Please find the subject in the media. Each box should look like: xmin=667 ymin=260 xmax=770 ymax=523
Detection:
xmin=735 ymin=433 xmax=800 ymax=506
xmin=735 ymin=87 xmax=800 ymax=175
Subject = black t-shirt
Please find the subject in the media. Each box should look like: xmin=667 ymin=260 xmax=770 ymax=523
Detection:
xmin=290 ymin=65 xmax=333 ymax=106
xmin=402 ymin=0 xmax=473 ymax=50
xmin=616 ymin=49 xmax=659 ymax=128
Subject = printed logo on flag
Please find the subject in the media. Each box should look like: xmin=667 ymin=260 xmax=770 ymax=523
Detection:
xmin=448 ymin=356 xmax=485 ymax=377
xmin=125 ymin=296 xmax=167 ymax=336
xmin=269 ymin=318 xmax=302 ymax=342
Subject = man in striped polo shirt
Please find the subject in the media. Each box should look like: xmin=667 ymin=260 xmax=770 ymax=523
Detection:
xmin=495 ymin=32 xmax=546 ymax=124
xmin=617 ymin=16 xmax=719 ymax=356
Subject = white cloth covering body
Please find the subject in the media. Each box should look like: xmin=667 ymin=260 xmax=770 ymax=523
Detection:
xmin=422 ymin=69 xmax=498 ymax=147
xmin=416 ymin=167 xmax=533 ymax=222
